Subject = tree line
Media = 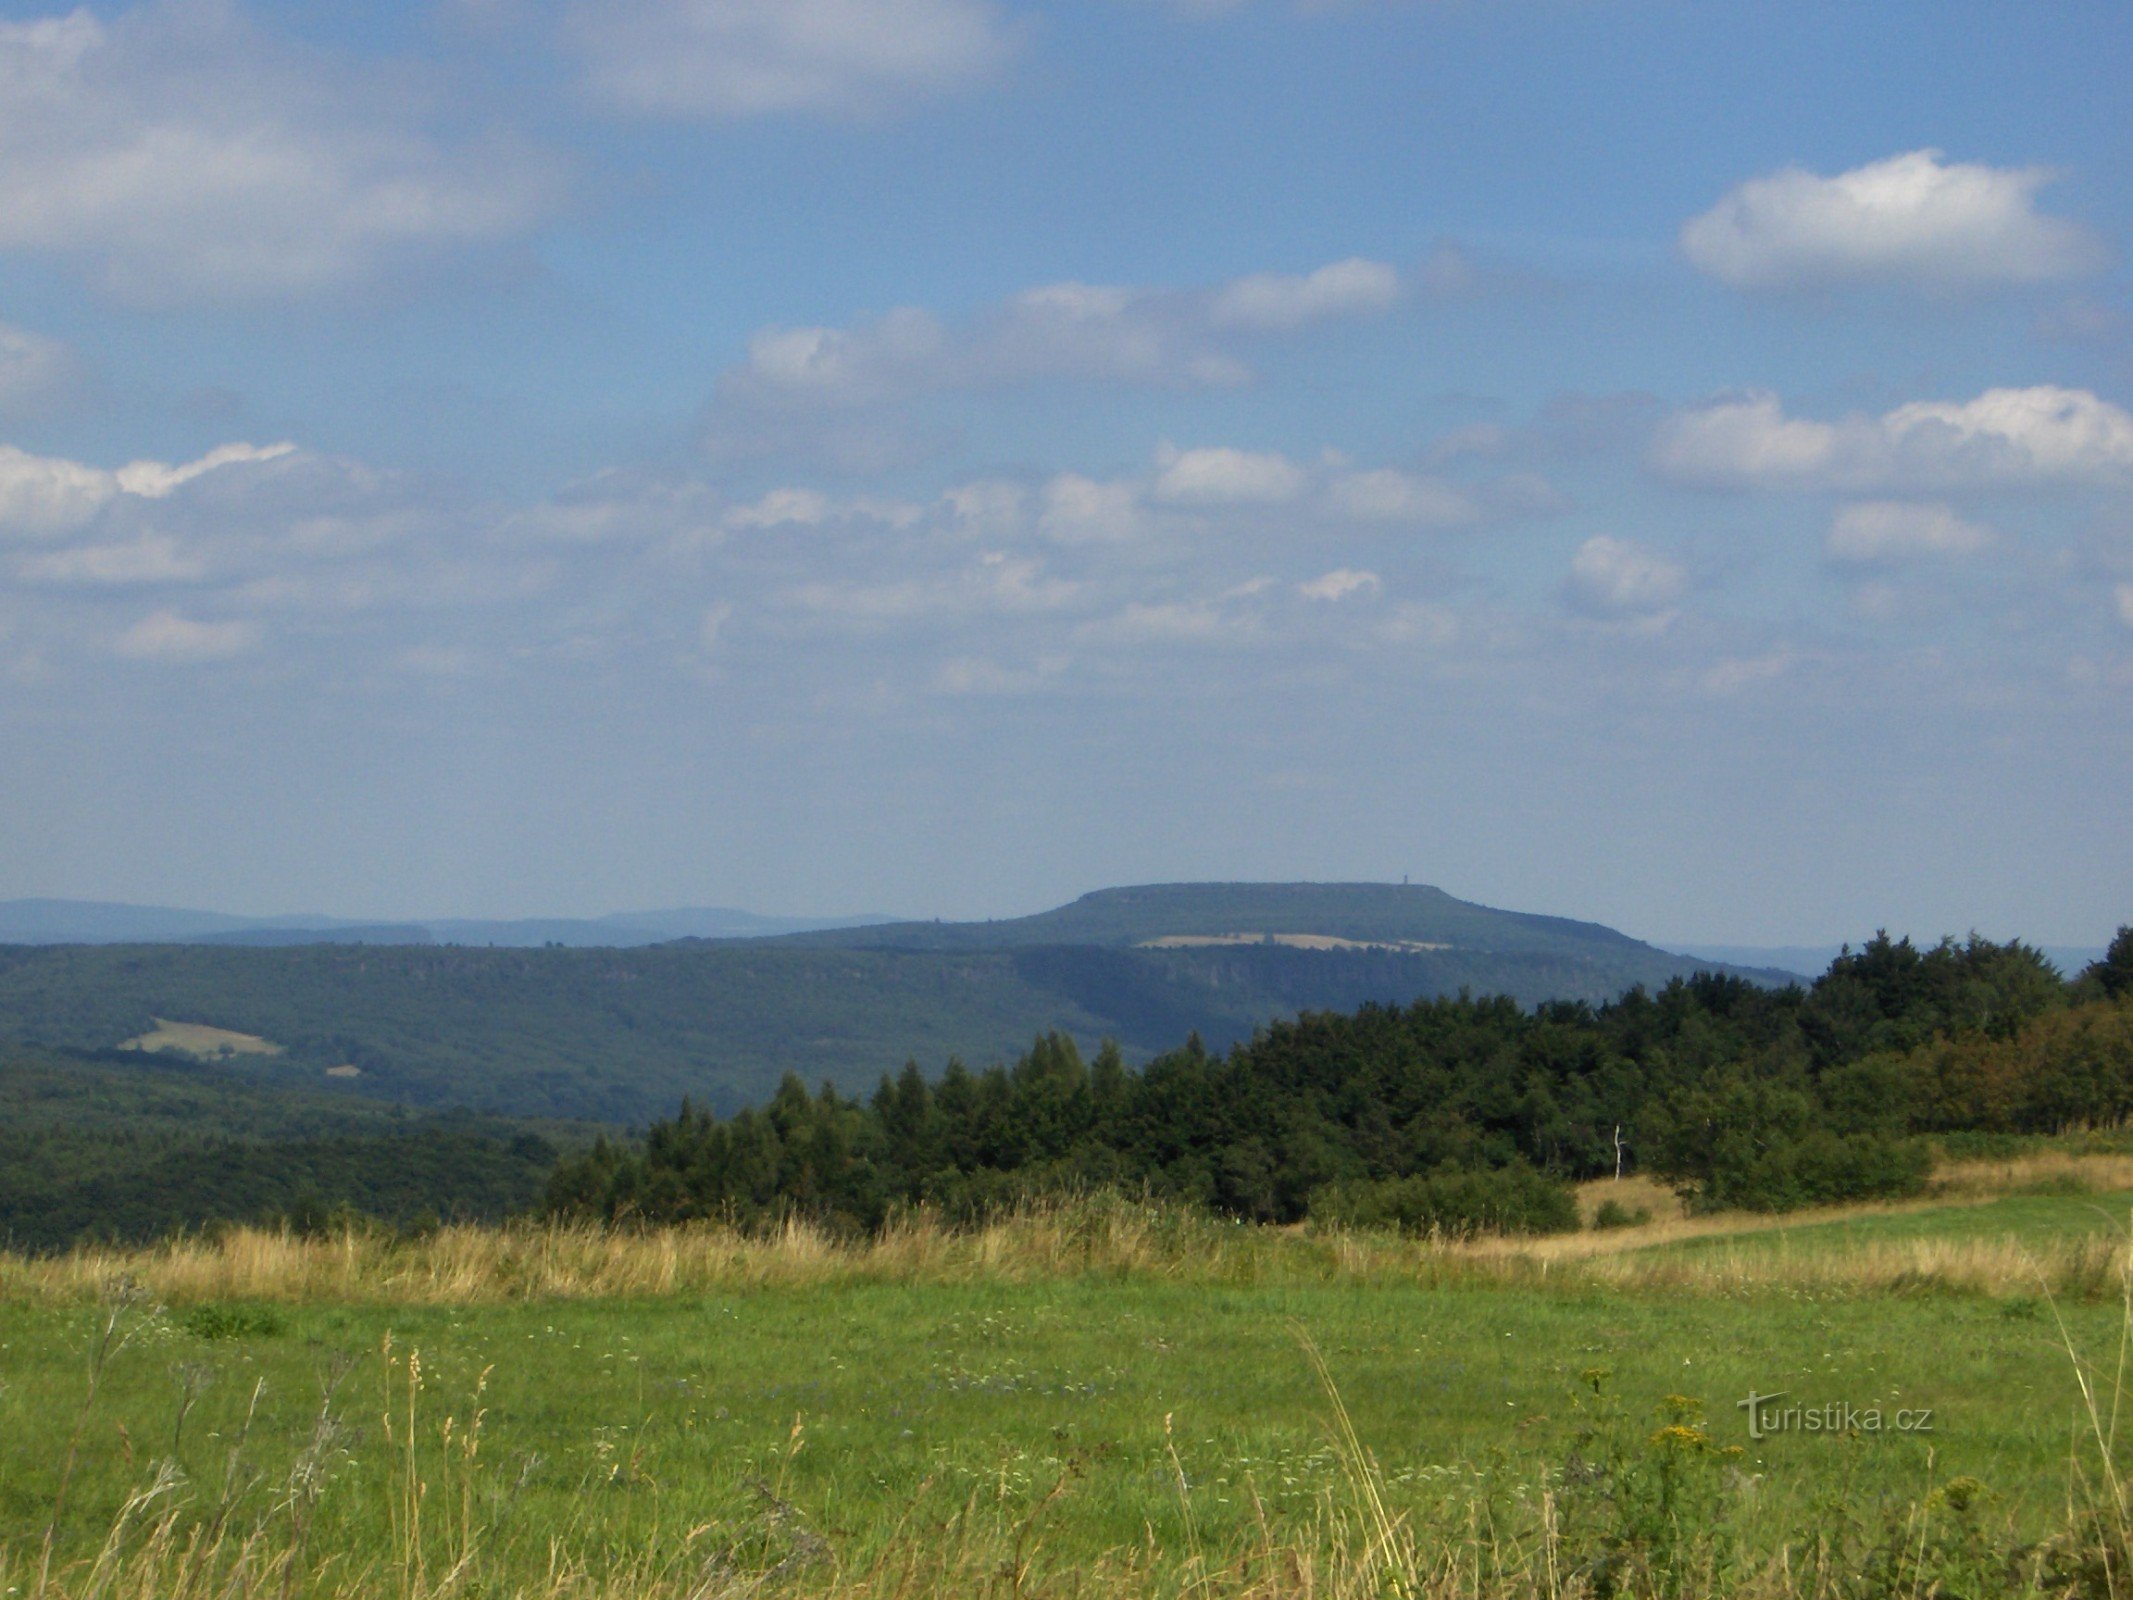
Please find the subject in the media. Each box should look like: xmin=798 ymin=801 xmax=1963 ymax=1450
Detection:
xmin=547 ymin=929 xmax=2133 ymax=1234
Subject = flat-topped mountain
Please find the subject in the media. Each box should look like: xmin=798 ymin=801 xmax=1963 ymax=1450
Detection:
xmin=771 ymin=881 xmax=1675 ymax=960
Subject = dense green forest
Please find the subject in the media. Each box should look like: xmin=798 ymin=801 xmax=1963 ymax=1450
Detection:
xmin=0 ymin=1045 xmax=569 ymax=1250
xmin=3 ymin=923 xmax=2125 ymax=1251
xmin=0 ymin=884 xmax=1786 ymax=1122
xmin=548 ymin=929 xmax=2133 ymax=1234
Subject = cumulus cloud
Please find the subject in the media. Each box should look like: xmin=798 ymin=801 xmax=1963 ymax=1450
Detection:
xmin=0 ymin=443 xmax=117 ymax=537
xmin=566 ymin=0 xmax=1016 ymax=119
xmin=719 ymin=286 xmax=1242 ymax=416
xmin=1207 ymin=258 xmax=1401 ymax=331
xmin=789 ymin=550 xmax=1077 ymax=621
xmin=1826 ymin=501 xmax=1993 ymax=565
xmin=113 ymin=607 xmax=257 ymax=661
xmin=0 ymin=2 xmax=562 ymax=301
xmin=949 ymin=446 xmax=1556 ymax=546
xmin=1681 ymin=150 xmax=2105 ymax=292
xmin=1153 ymin=444 xmax=1306 ymax=505
xmin=723 ymin=487 xmax=836 ymax=532
xmin=1564 ymin=535 xmax=1687 ymax=620
xmin=116 ymin=442 xmax=296 ymax=498
xmin=1653 ymin=386 xmax=2133 ymax=491
xmin=706 ymin=257 xmax=1405 ymax=456
xmin=0 ymin=439 xmax=295 ymax=540
xmin=1037 ymin=474 xmax=1145 ymax=543
xmin=2118 ymin=584 xmax=2133 ymax=628
xmin=1297 ymin=567 xmax=1380 ymax=602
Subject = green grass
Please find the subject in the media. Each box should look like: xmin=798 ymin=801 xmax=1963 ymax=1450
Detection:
xmin=3 ymin=1225 xmax=2125 ymax=1588
xmin=1641 ymin=1187 xmax=2133 ymax=1258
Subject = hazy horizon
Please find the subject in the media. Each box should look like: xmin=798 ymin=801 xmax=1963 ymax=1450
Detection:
xmin=0 ymin=885 xmax=2111 ymax=962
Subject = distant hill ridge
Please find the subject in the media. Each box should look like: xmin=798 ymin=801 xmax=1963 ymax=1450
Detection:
xmin=768 ymin=882 xmax=1665 ymax=958
xmin=0 ymin=881 xmax=1800 ymax=1122
xmin=0 ymin=899 xmax=898 ymax=948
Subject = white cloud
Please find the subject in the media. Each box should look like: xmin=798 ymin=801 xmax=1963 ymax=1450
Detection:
xmin=1565 ymin=535 xmax=1686 ymax=620
xmin=1886 ymin=388 xmax=2133 ymax=480
xmin=1037 ymin=474 xmax=1144 ymax=543
xmin=1826 ymin=501 xmax=1993 ymax=565
xmin=1298 ymin=567 xmax=1380 ymax=602
xmin=114 ymin=607 xmax=257 ymax=661
xmin=1153 ymin=444 xmax=1305 ymax=505
xmin=1681 ymin=150 xmax=2105 ymax=292
xmin=566 ymin=0 xmax=1016 ymax=119
xmin=1208 ymin=257 xmax=1400 ymax=331
xmin=17 ymin=531 xmax=205 ymax=585
xmin=725 ymin=488 xmax=836 ymax=531
xmin=980 ymin=282 xmax=1252 ymax=388
xmin=1654 ymin=386 xmax=2133 ymax=490
xmin=1325 ymin=467 xmax=1478 ymax=526
xmin=114 ymin=441 xmax=296 ymax=498
xmin=0 ymin=443 xmax=116 ymax=537
xmin=1378 ymin=600 xmax=1459 ymax=650
xmin=709 ymin=257 xmax=1404 ymax=452
xmin=951 ymin=449 xmax=1550 ymax=549
xmin=2116 ymin=584 xmax=2133 ymax=628
xmin=735 ymin=311 xmax=949 ymax=405
xmin=1651 ymin=395 xmax=1837 ymax=486
xmin=0 ymin=438 xmax=296 ymax=540
xmin=0 ymin=3 xmax=562 ymax=301
xmin=721 ymin=286 xmax=1251 ymax=418
xmin=1084 ymin=598 xmax=1253 ymax=646
xmin=790 ymin=550 xmax=1076 ymax=621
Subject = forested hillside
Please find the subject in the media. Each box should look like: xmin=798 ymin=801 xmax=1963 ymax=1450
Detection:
xmin=0 ymin=883 xmax=1780 ymax=1121
xmin=553 ymin=930 xmax=2133 ymax=1232
xmin=768 ymin=881 xmax=1773 ymax=964
xmin=0 ymin=1044 xmax=571 ymax=1250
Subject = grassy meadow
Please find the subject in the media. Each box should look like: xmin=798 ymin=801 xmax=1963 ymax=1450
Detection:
xmin=5 ymin=1156 xmax=2133 ymax=1597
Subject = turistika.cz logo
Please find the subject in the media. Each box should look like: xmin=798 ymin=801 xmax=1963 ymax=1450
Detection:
xmin=1737 ymin=1390 xmax=1934 ymax=1441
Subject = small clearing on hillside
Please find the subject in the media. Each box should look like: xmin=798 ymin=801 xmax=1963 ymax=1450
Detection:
xmin=118 ymin=1018 xmax=283 ymax=1059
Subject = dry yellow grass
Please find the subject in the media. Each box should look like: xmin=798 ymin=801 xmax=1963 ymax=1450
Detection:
xmin=116 ymin=1017 xmax=282 ymax=1058
xmin=7 ymin=1152 xmax=2133 ymax=1309
xmin=0 ymin=1206 xmax=1416 ymax=1306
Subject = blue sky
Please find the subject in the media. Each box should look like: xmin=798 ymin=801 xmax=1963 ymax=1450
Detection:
xmin=0 ymin=0 xmax=2128 ymax=946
